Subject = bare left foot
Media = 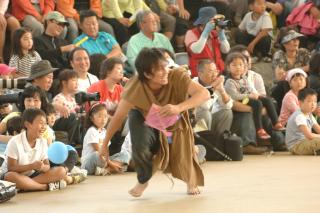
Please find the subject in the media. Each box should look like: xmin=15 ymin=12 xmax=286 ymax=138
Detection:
xmin=128 ymin=182 xmax=148 ymax=197
xmin=187 ymin=184 xmax=200 ymax=195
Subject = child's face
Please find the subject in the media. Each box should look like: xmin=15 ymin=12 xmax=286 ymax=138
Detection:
xmin=252 ymin=0 xmax=266 ymax=14
xmin=24 ymin=95 xmax=41 ymax=110
xmin=47 ymin=113 xmax=56 ymax=127
xmin=20 ymin=32 xmax=33 ymax=51
xmin=300 ymin=95 xmax=317 ymax=113
xmin=25 ymin=115 xmax=47 ymax=138
xmin=289 ymin=75 xmax=306 ymax=92
xmin=65 ymin=77 xmax=79 ymax=94
xmin=91 ymin=109 xmax=109 ymax=129
xmin=228 ymin=58 xmax=245 ymax=79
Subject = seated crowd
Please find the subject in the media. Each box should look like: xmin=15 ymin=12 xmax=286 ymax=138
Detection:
xmin=1 ymin=0 xmax=320 ymax=194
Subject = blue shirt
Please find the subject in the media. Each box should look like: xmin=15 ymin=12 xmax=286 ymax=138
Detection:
xmin=73 ymin=32 xmax=118 ymax=55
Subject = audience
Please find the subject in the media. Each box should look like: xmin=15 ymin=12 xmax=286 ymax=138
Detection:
xmin=11 ymin=0 xmax=55 ymax=37
xmin=126 ymin=10 xmax=174 ymax=69
xmin=0 ymin=0 xmax=20 ymax=63
xmin=185 ymin=7 xmax=230 ymax=76
xmin=34 ymin=11 xmax=75 ymax=70
xmin=235 ymin=0 xmax=273 ymax=61
xmin=69 ymin=47 xmax=99 ymax=92
xmin=272 ymin=27 xmax=310 ymax=111
xmin=194 ymin=59 xmax=233 ymax=136
xmin=73 ymin=10 xmax=122 ymax=59
xmin=9 ymin=27 xmax=41 ymax=77
xmin=279 ymin=68 xmax=307 ymax=126
xmin=1 ymin=108 xmax=68 ymax=191
xmin=286 ymin=88 xmax=320 ymax=155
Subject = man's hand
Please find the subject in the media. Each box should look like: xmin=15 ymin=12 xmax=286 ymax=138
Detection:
xmin=98 ymin=143 xmax=109 ymax=162
xmin=106 ymin=160 xmax=123 ymax=173
xmin=275 ymin=66 xmax=286 ymax=81
xmin=60 ymin=44 xmax=77 ymax=52
xmin=249 ymin=93 xmax=259 ymax=100
xmin=159 ymin=104 xmax=181 ymax=117
xmin=247 ymin=42 xmax=255 ymax=54
xmin=167 ymin=4 xmax=178 ymax=15
xmin=212 ymin=76 xmax=225 ymax=93
xmin=118 ymin=18 xmax=130 ymax=27
xmin=179 ymin=9 xmax=190 ymax=20
xmin=59 ymin=106 xmax=70 ymax=118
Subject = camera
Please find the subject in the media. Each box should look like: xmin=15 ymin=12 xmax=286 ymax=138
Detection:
xmin=0 ymin=93 xmax=20 ymax=105
xmin=0 ymin=78 xmax=27 ymax=90
xmin=75 ymin=92 xmax=100 ymax=105
xmin=213 ymin=14 xmax=231 ymax=29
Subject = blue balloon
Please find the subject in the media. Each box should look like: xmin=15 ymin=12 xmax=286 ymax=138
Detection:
xmin=66 ymin=145 xmax=76 ymax=152
xmin=48 ymin=142 xmax=68 ymax=164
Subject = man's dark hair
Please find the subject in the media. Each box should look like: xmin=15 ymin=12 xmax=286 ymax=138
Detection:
xmin=22 ymin=108 xmax=46 ymax=129
xmin=12 ymin=27 xmax=36 ymax=58
xmin=7 ymin=116 xmax=23 ymax=135
xmin=79 ymin=10 xmax=98 ymax=24
xmin=100 ymin=57 xmax=124 ymax=79
xmin=135 ymin=48 xmax=167 ymax=82
xmin=298 ymin=88 xmax=317 ymax=101
xmin=18 ymin=86 xmax=48 ymax=112
xmin=68 ymin=47 xmax=90 ymax=62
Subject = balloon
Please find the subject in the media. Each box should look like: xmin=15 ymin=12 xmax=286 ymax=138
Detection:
xmin=48 ymin=142 xmax=68 ymax=164
xmin=66 ymin=145 xmax=76 ymax=152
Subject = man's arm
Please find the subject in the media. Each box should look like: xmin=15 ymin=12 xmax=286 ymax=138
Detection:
xmin=106 ymin=44 xmax=123 ymax=59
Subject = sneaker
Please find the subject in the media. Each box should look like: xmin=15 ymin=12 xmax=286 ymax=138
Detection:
xmin=70 ymin=166 xmax=88 ymax=178
xmin=262 ymin=56 xmax=272 ymax=63
xmin=70 ymin=173 xmax=87 ymax=184
xmin=48 ymin=180 xmax=67 ymax=191
xmin=257 ymin=129 xmax=271 ymax=140
xmin=251 ymin=56 xmax=259 ymax=64
xmin=273 ymin=122 xmax=286 ymax=131
xmin=195 ymin=145 xmax=206 ymax=164
xmin=94 ymin=167 xmax=110 ymax=176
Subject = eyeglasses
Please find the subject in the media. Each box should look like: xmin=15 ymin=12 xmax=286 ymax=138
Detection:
xmin=50 ymin=20 xmax=65 ymax=27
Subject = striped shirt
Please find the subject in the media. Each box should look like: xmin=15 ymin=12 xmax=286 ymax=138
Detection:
xmin=9 ymin=52 xmax=42 ymax=77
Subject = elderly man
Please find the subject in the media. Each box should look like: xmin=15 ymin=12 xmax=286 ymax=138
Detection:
xmin=126 ymin=10 xmax=174 ymax=69
xmin=28 ymin=60 xmax=82 ymax=145
xmin=73 ymin=10 xmax=122 ymax=59
xmin=194 ymin=59 xmax=233 ymax=136
xmin=34 ymin=11 xmax=76 ymax=70
xmin=185 ymin=7 xmax=230 ymax=77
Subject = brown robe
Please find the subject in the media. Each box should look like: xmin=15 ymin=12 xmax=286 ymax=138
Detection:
xmin=122 ymin=69 xmax=204 ymax=187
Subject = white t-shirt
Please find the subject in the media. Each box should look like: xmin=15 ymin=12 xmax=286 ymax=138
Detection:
xmin=81 ymin=127 xmax=106 ymax=163
xmin=77 ymin=73 xmax=99 ymax=92
xmin=1 ymin=131 xmax=48 ymax=176
xmin=239 ymin=11 xmax=273 ymax=37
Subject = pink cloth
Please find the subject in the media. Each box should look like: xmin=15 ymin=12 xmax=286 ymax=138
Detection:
xmin=279 ymin=90 xmax=299 ymax=126
xmin=144 ymin=104 xmax=180 ymax=137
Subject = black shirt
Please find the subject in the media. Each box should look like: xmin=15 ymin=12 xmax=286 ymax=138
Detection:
xmin=34 ymin=33 xmax=71 ymax=71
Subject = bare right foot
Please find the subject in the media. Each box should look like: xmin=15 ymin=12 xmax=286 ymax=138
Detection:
xmin=128 ymin=182 xmax=148 ymax=197
xmin=187 ymin=184 xmax=200 ymax=195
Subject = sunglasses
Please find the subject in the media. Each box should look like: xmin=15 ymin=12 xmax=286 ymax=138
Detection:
xmin=50 ymin=20 xmax=66 ymax=27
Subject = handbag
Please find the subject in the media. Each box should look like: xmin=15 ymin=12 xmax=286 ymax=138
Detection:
xmin=194 ymin=130 xmax=243 ymax=161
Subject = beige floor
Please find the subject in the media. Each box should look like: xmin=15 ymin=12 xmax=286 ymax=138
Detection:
xmin=2 ymin=153 xmax=320 ymax=213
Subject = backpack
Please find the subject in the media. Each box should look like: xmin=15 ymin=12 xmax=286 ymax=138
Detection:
xmin=194 ymin=130 xmax=243 ymax=161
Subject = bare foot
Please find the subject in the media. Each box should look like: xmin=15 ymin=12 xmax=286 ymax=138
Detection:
xmin=128 ymin=182 xmax=148 ymax=197
xmin=187 ymin=184 xmax=200 ymax=195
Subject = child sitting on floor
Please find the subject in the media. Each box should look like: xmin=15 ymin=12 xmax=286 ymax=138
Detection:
xmin=286 ymin=88 xmax=320 ymax=155
xmin=0 ymin=108 xmax=67 ymax=191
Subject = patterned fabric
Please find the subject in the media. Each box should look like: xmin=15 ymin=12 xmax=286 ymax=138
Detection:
xmin=272 ymin=48 xmax=310 ymax=71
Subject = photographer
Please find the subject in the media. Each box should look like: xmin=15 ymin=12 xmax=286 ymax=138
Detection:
xmin=185 ymin=7 xmax=230 ymax=77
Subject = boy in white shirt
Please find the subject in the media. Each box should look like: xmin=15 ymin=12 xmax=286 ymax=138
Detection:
xmin=286 ymin=88 xmax=320 ymax=155
xmin=0 ymin=108 xmax=67 ymax=191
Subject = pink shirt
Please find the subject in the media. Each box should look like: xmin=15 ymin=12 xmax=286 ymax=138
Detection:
xmin=279 ymin=90 xmax=299 ymax=126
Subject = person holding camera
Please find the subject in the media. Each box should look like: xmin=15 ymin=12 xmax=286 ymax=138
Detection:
xmin=185 ymin=6 xmax=230 ymax=77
